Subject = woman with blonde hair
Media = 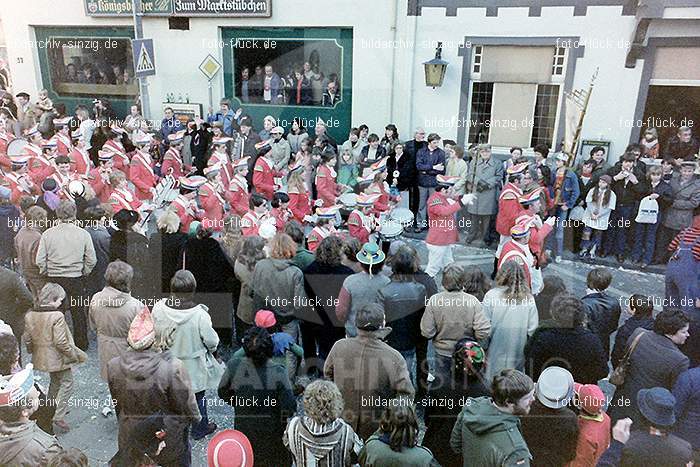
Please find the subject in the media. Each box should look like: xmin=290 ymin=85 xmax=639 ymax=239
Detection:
xmin=287 ymin=165 xmax=312 ymax=224
xmin=284 ymin=380 xmax=363 ymax=466
xmin=481 ymin=261 xmax=538 ymax=382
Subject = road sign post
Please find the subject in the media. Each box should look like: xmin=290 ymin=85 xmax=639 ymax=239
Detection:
xmin=199 ymin=54 xmax=222 ymax=115
xmin=131 ymin=0 xmax=154 ymax=120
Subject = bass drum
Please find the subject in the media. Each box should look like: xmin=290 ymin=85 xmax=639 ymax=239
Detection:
xmin=6 ymin=138 xmax=28 ymax=157
xmin=339 ymin=192 xmax=357 ymax=223
xmin=378 ymin=220 xmax=403 ymax=241
xmin=390 ymin=207 xmax=414 ymax=227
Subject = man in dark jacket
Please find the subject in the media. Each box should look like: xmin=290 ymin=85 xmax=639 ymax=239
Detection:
xmin=0 ymin=265 xmax=33 ymax=340
xmin=604 ymin=152 xmax=645 ymax=262
xmin=581 ymin=268 xmax=622 ymax=357
xmin=521 ymin=367 xmax=579 ymax=467
xmin=358 ymin=133 xmax=386 ymax=171
xmin=416 ymin=133 xmax=446 ymax=232
xmin=665 ymin=126 xmax=700 ymax=163
xmin=403 ymin=128 xmax=427 ymax=228
xmin=611 ymin=294 xmax=654 ymax=368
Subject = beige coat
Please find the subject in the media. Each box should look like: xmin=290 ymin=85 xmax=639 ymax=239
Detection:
xmin=14 ymin=226 xmax=45 ymax=297
xmin=24 ymin=306 xmax=87 ymax=373
xmin=89 ymin=286 xmax=143 ymax=380
xmin=421 ymin=290 xmax=491 ymax=357
xmin=234 ymin=260 xmax=255 ymax=324
xmin=324 ymin=329 xmax=415 ymax=440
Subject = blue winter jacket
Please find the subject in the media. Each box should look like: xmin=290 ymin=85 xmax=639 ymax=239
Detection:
xmin=416 ymin=146 xmax=446 ymax=187
xmin=673 ymin=366 xmax=700 ymax=450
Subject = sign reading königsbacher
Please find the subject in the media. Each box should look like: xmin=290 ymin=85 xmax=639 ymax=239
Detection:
xmin=84 ymin=0 xmax=271 ymax=17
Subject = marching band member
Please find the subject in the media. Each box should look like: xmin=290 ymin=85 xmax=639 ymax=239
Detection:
xmin=22 ymin=125 xmax=43 ymax=160
xmin=425 ymin=175 xmax=475 ymax=278
xmin=102 ymin=127 xmax=130 ymax=173
xmin=307 ymin=206 xmax=340 ymax=253
xmin=88 ymin=150 xmax=114 ymax=203
xmin=315 ymin=151 xmax=341 ymax=208
xmin=492 ymin=161 xmax=529 ymax=277
xmin=287 ymin=162 xmax=311 ymax=224
xmin=270 ymin=192 xmax=292 ymax=231
xmin=161 ymin=130 xmax=190 ymax=178
xmin=68 ymin=129 xmax=92 ymax=177
xmin=199 ymin=165 xmax=226 ymax=232
xmin=348 ymin=193 xmax=380 ymax=244
xmin=129 ymin=131 xmax=158 ymax=201
xmin=515 ymin=188 xmax=555 ymax=270
xmin=241 ymin=193 xmax=269 ymax=237
xmin=28 ymin=138 xmax=57 ymax=186
xmin=4 ymin=155 xmax=37 ymax=204
xmin=366 ymin=157 xmax=397 ymax=217
xmin=52 ymin=117 xmax=73 ymax=156
xmin=497 ymin=219 xmax=542 ymax=294
xmin=0 ymin=116 xmax=11 ymax=171
xmin=49 ymin=155 xmax=77 ymax=199
xmin=253 ymin=142 xmax=280 ymax=200
xmin=227 ymin=156 xmax=250 ymax=217
xmin=171 ymin=175 xmax=206 ymax=233
xmin=108 ymin=170 xmax=142 ymax=214
xmin=208 ymin=137 xmax=234 ymax=189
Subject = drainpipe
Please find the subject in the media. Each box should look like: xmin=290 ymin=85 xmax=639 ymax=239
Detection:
xmin=389 ymin=0 xmax=399 ymax=122
xmin=407 ymin=4 xmax=419 ymax=133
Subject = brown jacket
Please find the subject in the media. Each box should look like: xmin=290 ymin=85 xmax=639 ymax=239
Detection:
xmin=324 ymin=328 xmax=415 ymax=439
xmin=14 ymin=226 xmax=44 ymax=288
xmin=0 ymin=420 xmax=62 ymax=467
xmin=23 ymin=306 xmax=87 ymax=373
xmin=421 ymin=290 xmax=491 ymax=357
xmin=89 ymin=286 xmax=143 ymax=380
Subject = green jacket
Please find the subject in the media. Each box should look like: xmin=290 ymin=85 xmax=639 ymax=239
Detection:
xmin=450 ymin=396 xmax=531 ymax=467
xmin=359 ymin=433 xmax=438 ymax=467
xmin=292 ymin=247 xmax=315 ymax=271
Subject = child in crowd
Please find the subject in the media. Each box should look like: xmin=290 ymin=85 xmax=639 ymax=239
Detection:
xmin=35 ymin=89 xmax=54 ymax=114
xmin=568 ymin=383 xmax=611 ymax=467
xmin=337 ymin=146 xmax=359 ymax=193
xmin=631 ymin=165 xmax=672 ymax=268
xmin=580 ymin=175 xmax=616 ymax=258
xmin=23 ymin=283 xmax=87 ymax=434
xmin=270 ymin=192 xmax=291 ymax=231
xmin=640 ymin=127 xmax=659 ymax=159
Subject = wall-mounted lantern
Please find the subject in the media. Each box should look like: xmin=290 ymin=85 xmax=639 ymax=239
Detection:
xmin=423 ymin=42 xmax=448 ymax=88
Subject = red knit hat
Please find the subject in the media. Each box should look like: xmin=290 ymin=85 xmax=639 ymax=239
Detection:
xmin=254 ymin=310 xmax=276 ymax=329
xmin=574 ymin=383 xmax=606 ymax=415
xmin=207 ymin=429 xmax=254 ymax=467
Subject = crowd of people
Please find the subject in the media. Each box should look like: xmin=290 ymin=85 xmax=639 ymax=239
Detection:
xmin=0 ymin=87 xmax=698 ymax=466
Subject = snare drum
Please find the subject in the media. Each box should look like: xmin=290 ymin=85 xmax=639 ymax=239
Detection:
xmin=379 ymin=220 xmax=403 ymax=241
xmin=390 ymin=207 xmax=414 ymax=227
xmin=339 ymin=192 xmax=357 ymax=208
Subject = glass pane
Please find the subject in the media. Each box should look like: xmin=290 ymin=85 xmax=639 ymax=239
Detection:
xmin=468 ymin=81 xmax=493 ymax=143
xmin=233 ymin=39 xmax=342 ymax=108
xmin=46 ymin=37 xmax=137 ymax=98
xmin=531 ymin=84 xmax=559 ymax=147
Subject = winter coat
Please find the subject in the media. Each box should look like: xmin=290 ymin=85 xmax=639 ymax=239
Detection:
xmin=663 ymin=176 xmax=700 ymax=230
xmin=620 ymin=430 xmax=692 ymax=467
xmin=520 ymin=401 xmax=579 ymax=467
xmin=610 ymin=314 xmax=654 ymax=368
xmin=421 ymin=290 xmax=491 ymax=357
xmin=182 ymin=237 xmax=236 ymax=330
xmin=252 ymin=258 xmax=306 ymax=323
xmin=151 ymin=299 xmax=223 ymax=393
xmin=378 ymin=280 xmax=427 ymax=352
xmin=107 ymin=349 xmax=200 ymax=467
xmin=359 ymin=433 xmax=438 ymax=467
xmin=416 ymin=146 xmax=446 ymax=188
xmin=359 ymin=145 xmax=387 ymax=170
xmin=303 ymin=261 xmax=355 ymax=343
xmin=524 ymin=325 xmax=608 ymax=384
xmin=336 ymin=271 xmax=391 ymax=337
xmin=465 ymin=157 xmax=502 ymax=215
xmin=109 ymin=230 xmax=151 ymax=300
xmin=89 ymin=286 xmax=142 ymax=380
xmin=284 ymin=415 xmax=363 ymax=467
xmin=287 ymin=131 xmax=309 ymax=154
xmin=270 ymin=137 xmax=292 ymax=171
xmin=609 ymin=328 xmax=690 ymax=424
xmin=567 ymin=412 xmax=611 ymax=467
xmin=218 ymin=355 xmax=296 ymax=467
xmin=234 ymin=260 xmax=256 ymax=325
xmin=13 ymin=226 xmax=43 ymax=287
xmin=24 ymin=306 xmax=87 ymax=373
xmin=0 ymin=267 xmax=33 ymax=341
xmin=148 ymin=231 xmax=186 ymax=297
xmin=324 ymin=329 xmax=415 ymax=440
xmin=0 ymin=421 xmax=62 ymax=467
xmin=387 ymin=150 xmax=417 ymax=191
xmin=664 ymin=135 xmax=700 ymax=161
xmin=581 ymin=291 xmax=622 ymax=357
xmin=673 ymin=367 xmax=700 ymax=450
xmin=0 ymin=203 xmax=20 ymax=262
xmin=84 ymin=225 xmax=111 ymax=296
xmin=450 ymin=396 xmax=531 ymax=467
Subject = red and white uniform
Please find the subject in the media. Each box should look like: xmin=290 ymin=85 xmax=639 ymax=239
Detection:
xmin=162 ymin=146 xmax=189 ymax=179
xmin=315 ymin=165 xmax=339 ymax=208
xmin=515 ymin=213 xmax=553 ymax=269
xmin=109 ymin=186 xmax=142 ymax=214
xmin=208 ymin=151 xmax=232 ymax=189
xmin=4 ymin=172 xmax=36 ymax=204
xmin=227 ymin=173 xmax=249 ymax=217
xmin=28 ymin=153 xmax=55 ymax=185
xmin=199 ymin=181 xmax=226 ymax=231
xmin=240 ymin=211 xmax=264 ymax=237
xmin=22 ymin=142 xmax=42 ymax=160
xmin=69 ymin=146 xmax=92 ymax=177
xmin=270 ymin=206 xmax=292 ymax=231
xmin=307 ymin=225 xmax=334 ymax=253
xmin=171 ymin=194 xmax=202 ymax=233
xmin=0 ymin=132 xmax=10 ymax=171
xmin=129 ymin=150 xmax=157 ymax=201
xmin=425 ymin=190 xmax=463 ymax=277
xmin=497 ymin=239 xmax=540 ymax=293
xmin=367 ymin=181 xmax=392 ymax=217
xmin=53 ymin=133 xmax=72 ymax=157
xmin=253 ymin=155 xmax=279 ymax=200
xmin=103 ymin=139 xmax=130 ymax=172
xmin=347 ymin=209 xmax=373 ymax=244
xmin=287 ymin=186 xmax=311 ymax=224
xmin=88 ymin=168 xmax=112 ymax=203
xmin=496 ymin=182 xmax=523 ymax=236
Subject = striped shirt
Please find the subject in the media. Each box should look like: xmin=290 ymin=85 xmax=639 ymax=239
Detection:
xmin=668 ymin=227 xmax=700 ymax=261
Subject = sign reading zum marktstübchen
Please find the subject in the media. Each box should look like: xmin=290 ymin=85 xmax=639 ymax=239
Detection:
xmin=84 ymin=0 xmax=271 ymax=17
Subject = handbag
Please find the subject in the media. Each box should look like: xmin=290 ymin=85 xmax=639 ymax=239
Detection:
xmin=609 ymin=331 xmax=646 ymax=386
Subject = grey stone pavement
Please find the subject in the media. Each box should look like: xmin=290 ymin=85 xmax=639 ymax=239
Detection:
xmin=30 ymin=237 xmax=664 ymax=466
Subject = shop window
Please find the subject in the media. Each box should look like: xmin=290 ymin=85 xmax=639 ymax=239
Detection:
xmin=45 ymin=36 xmax=138 ymax=97
xmin=531 ymin=84 xmax=560 ymax=147
xmin=468 ymin=81 xmax=493 ymax=143
xmin=233 ymin=39 xmax=343 ymax=107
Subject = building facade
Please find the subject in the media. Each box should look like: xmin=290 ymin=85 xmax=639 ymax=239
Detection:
xmin=3 ymin=0 xmax=700 ymax=159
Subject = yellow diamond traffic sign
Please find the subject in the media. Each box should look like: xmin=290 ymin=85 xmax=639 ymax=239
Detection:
xmin=199 ymin=54 xmax=222 ymax=81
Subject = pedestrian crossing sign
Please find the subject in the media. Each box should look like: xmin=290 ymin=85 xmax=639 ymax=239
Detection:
xmin=132 ymin=38 xmax=156 ymax=78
